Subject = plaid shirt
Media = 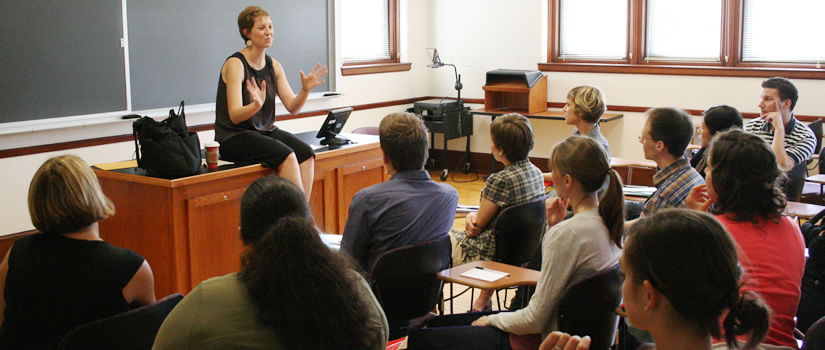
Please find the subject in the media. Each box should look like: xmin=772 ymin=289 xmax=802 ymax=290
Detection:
xmin=454 ymin=159 xmax=545 ymax=260
xmin=643 ymin=158 xmax=704 ymax=216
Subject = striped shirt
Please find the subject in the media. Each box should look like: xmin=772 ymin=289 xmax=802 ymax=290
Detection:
xmin=643 ymin=158 xmax=704 ymax=216
xmin=745 ymin=115 xmax=816 ymax=166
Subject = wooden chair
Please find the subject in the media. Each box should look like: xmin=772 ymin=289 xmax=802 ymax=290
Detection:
xmin=557 ymin=264 xmax=624 ymax=350
xmin=352 ymin=126 xmax=380 ymax=135
xmin=369 ymin=235 xmax=452 ymax=340
xmin=57 ymin=293 xmax=183 ymax=350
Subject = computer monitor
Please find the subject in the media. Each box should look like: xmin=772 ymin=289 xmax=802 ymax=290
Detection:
xmin=316 ymin=107 xmax=353 ymax=148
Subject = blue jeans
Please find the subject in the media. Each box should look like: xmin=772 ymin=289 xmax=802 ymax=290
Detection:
xmin=407 ymin=311 xmax=513 ymax=350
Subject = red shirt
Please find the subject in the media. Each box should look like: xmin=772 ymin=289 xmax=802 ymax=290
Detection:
xmin=717 ymin=215 xmax=805 ymax=349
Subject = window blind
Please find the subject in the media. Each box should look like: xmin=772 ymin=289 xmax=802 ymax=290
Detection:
xmin=342 ymin=0 xmax=391 ymax=62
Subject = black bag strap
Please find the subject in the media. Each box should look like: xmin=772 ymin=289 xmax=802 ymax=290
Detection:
xmin=133 ymin=121 xmax=142 ymax=167
xmin=811 ymin=208 xmax=825 ymax=227
xmin=175 ymin=100 xmax=185 ymax=124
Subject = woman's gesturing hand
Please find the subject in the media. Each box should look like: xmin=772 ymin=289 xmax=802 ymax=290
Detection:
xmin=300 ymin=63 xmax=329 ymax=92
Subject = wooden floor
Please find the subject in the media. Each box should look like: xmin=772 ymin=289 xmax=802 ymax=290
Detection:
xmin=429 ymin=169 xmax=514 ymax=314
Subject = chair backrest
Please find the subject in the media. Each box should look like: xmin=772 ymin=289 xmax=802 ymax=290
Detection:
xmin=370 ymin=235 xmax=452 ymax=324
xmin=557 ymin=264 xmax=624 ymax=350
xmin=805 ymin=315 xmax=825 ymax=350
xmin=493 ymin=196 xmax=548 ymax=267
xmin=808 ymin=119 xmax=822 ymax=157
xmin=352 ymin=126 xmax=380 ymax=135
xmin=786 ymin=161 xmax=808 ymax=202
xmin=57 ymin=293 xmax=184 ymax=350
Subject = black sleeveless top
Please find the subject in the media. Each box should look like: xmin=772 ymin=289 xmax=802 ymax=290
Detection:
xmin=215 ymin=52 xmax=280 ymax=142
xmin=0 ymin=234 xmax=144 ymax=349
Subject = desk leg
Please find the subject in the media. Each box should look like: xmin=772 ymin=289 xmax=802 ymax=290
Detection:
xmin=486 ymin=115 xmax=498 ymax=179
xmin=442 ymin=134 xmax=449 ymax=181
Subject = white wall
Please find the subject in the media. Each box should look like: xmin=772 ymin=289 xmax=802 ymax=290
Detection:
xmin=2 ymin=0 xmax=824 ymax=236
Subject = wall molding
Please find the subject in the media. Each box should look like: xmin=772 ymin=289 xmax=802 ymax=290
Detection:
xmin=3 ymin=96 xmax=824 ymax=159
xmin=0 ymin=97 xmax=430 ymax=159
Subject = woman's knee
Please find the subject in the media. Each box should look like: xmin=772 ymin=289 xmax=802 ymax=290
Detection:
xmin=279 ymin=153 xmax=299 ymax=170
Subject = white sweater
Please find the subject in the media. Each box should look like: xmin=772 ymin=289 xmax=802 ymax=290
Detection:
xmin=486 ymin=209 xmax=622 ymax=339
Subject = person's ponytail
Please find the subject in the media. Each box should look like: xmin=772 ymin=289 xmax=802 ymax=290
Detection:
xmin=722 ymin=291 xmax=771 ymax=349
xmin=599 ymin=169 xmax=625 ymax=248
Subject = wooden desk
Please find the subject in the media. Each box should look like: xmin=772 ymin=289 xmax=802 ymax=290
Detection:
xmin=470 ymin=108 xmax=623 ymax=122
xmin=785 ymin=201 xmax=825 ymax=224
xmin=438 ymin=260 xmax=540 ymax=312
xmin=94 ymin=132 xmax=387 ymax=297
xmin=610 ymin=157 xmax=657 ymax=187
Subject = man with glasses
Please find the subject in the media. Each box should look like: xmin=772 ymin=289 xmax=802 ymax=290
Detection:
xmin=638 ymin=107 xmax=704 ymax=216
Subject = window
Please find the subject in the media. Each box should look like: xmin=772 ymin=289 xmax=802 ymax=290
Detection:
xmin=542 ymin=0 xmax=825 ymax=79
xmin=558 ymin=0 xmax=627 ymax=60
xmin=340 ymin=0 xmax=410 ymax=75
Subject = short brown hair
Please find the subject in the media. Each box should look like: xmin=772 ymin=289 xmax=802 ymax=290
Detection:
xmin=567 ymin=85 xmax=606 ymax=124
xmin=646 ymin=107 xmax=694 ymax=158
xmin=490 ymin=113 xmax=534 ymax=162
xmin=237 ymin=6 xmax=270 ymax=41
xmin=379 ymin=112 xmax=429 ymax=171
xmin=29 ymin=155 xmax=115 ymax=234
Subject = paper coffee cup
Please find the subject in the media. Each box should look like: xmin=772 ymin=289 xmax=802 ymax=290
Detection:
xmin=205 ymin=141 xmax=220 ymax=170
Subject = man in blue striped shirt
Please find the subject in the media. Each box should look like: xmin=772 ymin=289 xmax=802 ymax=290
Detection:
xmin=745 ymin=77 xmax=816 ymax=201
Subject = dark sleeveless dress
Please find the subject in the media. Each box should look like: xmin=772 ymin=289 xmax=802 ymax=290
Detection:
xmin=0 ymin=233 xmax=144 ymax=349
xmin=215 ymin=52 xmax=314 ymax=167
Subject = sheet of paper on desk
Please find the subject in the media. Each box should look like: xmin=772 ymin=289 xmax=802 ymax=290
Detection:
xmin=310 ymin=144 xmax=326 ymax=151
xmin=94 ymin=160 xmax=138 ymax=170
xmin=460 ymin=267 xmax=509 ymax=282
xmin=623 ymin=185 xmax=657 ymax=198
xmin=319 ymin=233 xmax=342 ymax=250
xmin=457 ymin=204 xmax=480 ymax=213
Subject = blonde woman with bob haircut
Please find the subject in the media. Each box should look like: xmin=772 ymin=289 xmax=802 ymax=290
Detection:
xmin=0 ymin=155 xmax=155 ymax=349
xmin=544 ymin=85 xmax=610 ymax=183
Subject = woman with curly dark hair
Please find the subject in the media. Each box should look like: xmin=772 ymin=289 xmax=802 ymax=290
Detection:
xmin=153 ymin=176 xmax=388 ymax=349
xmin=687 ymin=129 xmax=804 ymax=349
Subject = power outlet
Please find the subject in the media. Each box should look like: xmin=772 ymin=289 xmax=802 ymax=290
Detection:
xmin=456 ymin=55 xmax=473 ymax=67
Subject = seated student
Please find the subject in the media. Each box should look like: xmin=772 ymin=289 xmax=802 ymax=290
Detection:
xmin=408 ymin=136 xmax=624 ymax=350
xmin=153 ymin=176 xmax=388 ymax=349
xmin=542 ymin=209 xmax=775 ymax=350
xmin=691 ymin=105 xmax=743 ymax=176
xmin=745 ymin=77 xmax=816 ymax=201
xmin=451 ymin=113 xmax=545 ymax=312
xmin=341 ymin=112 xmax=458 ymax=273
xmin=687 ymin=130 xmax=804 ymax=349
xmin=543 ymin=85 xmax=610 ymax=182
xmin=639 ymin=107 xmax=704 ymax=216
xmin=0 ymin=155 xmax=155 ymax=349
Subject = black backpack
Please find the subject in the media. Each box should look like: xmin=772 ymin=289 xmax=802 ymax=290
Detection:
xmin=802 ymin=209 xmax=825 ymax=247
xmin=798 ymin=208 xmax=825 ymax=333
xmin=132 ymin=101 xmax=202 ymax=179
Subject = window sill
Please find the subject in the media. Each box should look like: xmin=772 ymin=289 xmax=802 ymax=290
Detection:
xmin=341 ymin=62 xmax=412 ymax=76
xmin=537 ymin=62 xmax=825 ymax=80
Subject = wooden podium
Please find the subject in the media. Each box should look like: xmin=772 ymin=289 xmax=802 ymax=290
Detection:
xmin=93 ymin=132 xmax=387 ymax=297
xmin=483 ymin=70 xmax=547 ymax=115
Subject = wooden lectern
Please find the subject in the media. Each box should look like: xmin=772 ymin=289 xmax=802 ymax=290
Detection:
xmin=483 ymin=69 xmax=547 ymax=115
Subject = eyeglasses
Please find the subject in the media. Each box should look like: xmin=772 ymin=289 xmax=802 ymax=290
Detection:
xmin=638 ymin=134 xmax=646 ymax=143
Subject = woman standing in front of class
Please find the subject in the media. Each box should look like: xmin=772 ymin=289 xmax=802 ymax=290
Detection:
xmin=215 ymin=5 xmax=328 ymax=198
